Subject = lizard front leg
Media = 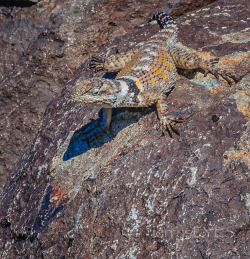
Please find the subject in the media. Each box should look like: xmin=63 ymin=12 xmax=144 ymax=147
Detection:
xmin=90 ymin=49 xmax=138 ymax=72
xmin=169 ymin=46 xmax=237 ymax=86
xmin=102 ymin=108 xmax=113 ymax=134
xmin=156 ymin=94 xmax=184 ymax=137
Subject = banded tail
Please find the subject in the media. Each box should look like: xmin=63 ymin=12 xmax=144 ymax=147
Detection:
xmin=147 ymin=12 xmax=178 ymax=49
xmin=153 ymin=12 xmax=175 ymax=29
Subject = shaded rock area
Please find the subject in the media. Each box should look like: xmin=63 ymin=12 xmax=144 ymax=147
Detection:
xmin=0 ymin=0 xmax=249 ymax=258
xmin=0 ymin=0 xmax=217 ymax=190
xmin=0 ymin=0 xmax=39 ymax=8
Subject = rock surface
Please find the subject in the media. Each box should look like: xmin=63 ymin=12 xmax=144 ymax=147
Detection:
xmin=0 ymin=0 xmax=249 ymax=258
xmin=0 ymin=0 xmax=216 ymax=190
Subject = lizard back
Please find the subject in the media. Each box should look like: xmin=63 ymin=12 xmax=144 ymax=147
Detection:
xmin=116 ymin=13 xmax=178 ymax=98
xmin=117 ymin=45 xmax=176 ymax=93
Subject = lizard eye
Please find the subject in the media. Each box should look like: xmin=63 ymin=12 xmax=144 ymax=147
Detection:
xmin=90 ymin=87 xmax=99 ymax=94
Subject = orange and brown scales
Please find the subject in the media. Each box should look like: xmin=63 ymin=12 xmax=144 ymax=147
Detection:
xmin=72 ymin=43 xmax=178 ymax=108
xmin=102 ymin=49 xmax=137 ymax=72
xmin=116 ymin=45 xmax=177 ymax=96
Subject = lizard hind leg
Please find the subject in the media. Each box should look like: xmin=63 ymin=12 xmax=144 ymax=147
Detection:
xmin=169 ymin=46 xmax=237 ymax=86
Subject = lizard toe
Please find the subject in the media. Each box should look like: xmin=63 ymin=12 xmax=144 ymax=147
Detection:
xmin=89 ymin=55 xmax=106 ymax=72
xmin=159 ymin=115 xmax=184 ymax=137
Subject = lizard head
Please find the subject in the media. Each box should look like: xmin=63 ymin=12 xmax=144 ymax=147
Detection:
xmin=70 ymin=77 xmax=117 ymax=107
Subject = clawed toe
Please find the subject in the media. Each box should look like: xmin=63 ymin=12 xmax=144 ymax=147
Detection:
xmin=158 ymin=116 xmax=185 ymax=137
xmin=89 ymin=55 xmax=106 ymax=72
xmin=221 ymin=72 xmax=237 ymax=86
xmin=91 ymin=55 xmax=105 ymax=63
xmin=202 ymin=59 xmax=237 ymax=87
xmin=205 ymin=65 xmax=237 ymax=86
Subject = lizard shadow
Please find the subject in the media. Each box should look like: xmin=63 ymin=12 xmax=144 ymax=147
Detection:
xmin=63 ymin=71 xmax=154 ymax=161
xmin=63 ymin=107 xmax=153 ymax=161
xmin=63 ymin=67 xmax=201 ymax=161
xmin=177 ymin=68 xmax=200 ymax=79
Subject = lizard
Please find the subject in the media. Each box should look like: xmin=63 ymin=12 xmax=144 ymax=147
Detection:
xmin=70 ymin=12 xmax=236 ymax=136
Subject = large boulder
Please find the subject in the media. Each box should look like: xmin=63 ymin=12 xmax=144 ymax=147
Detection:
xmin=0 ymin=0 xmax=249 ymax=257
xmin=0 ymin=0 xmax=217 ymax=190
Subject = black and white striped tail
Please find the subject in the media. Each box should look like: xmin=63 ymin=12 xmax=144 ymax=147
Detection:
xmin=147 ymin=12 xmax=178 ymax=48
xmin=153 ymin=12 xmax=175 ymax=29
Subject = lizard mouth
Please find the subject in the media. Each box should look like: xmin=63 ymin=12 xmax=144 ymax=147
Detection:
xmin=70 ymin=77 xmax=118 ymax=107
xmin=71 ymin=93 xmax=115 ymax=107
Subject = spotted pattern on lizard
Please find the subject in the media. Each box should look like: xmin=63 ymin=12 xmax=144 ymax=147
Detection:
xmin=70 ymin=12 xmax=236 ymax=136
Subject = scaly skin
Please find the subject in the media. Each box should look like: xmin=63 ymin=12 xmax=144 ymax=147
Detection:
xmin=70 ymin=12 xmax=236 ymax=136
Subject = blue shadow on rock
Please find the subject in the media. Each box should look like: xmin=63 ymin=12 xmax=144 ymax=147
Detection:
xmin=63 ymin=71 xmax=154 ymax=161
xmin=63 ymin=106 xmax=154 ymax=161
xmin=63 ymin=109 xmax=112 ymax=161
xmin=63 ymin=71 xmax=118 ymax=161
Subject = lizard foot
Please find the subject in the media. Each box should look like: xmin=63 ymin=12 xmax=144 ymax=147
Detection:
xmin=158 ymin=115 xmax=185 ymax=137
xmin=89 ymin=55 xmax=106 ymax=72
xmin=202 ymin=61 xmax=238 ymax=86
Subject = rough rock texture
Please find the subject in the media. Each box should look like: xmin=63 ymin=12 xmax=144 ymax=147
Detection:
xmin=0 ymin=0 xmax=249 ymax=258
xmin=0 ymin=0 xmax=217 ymax=190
